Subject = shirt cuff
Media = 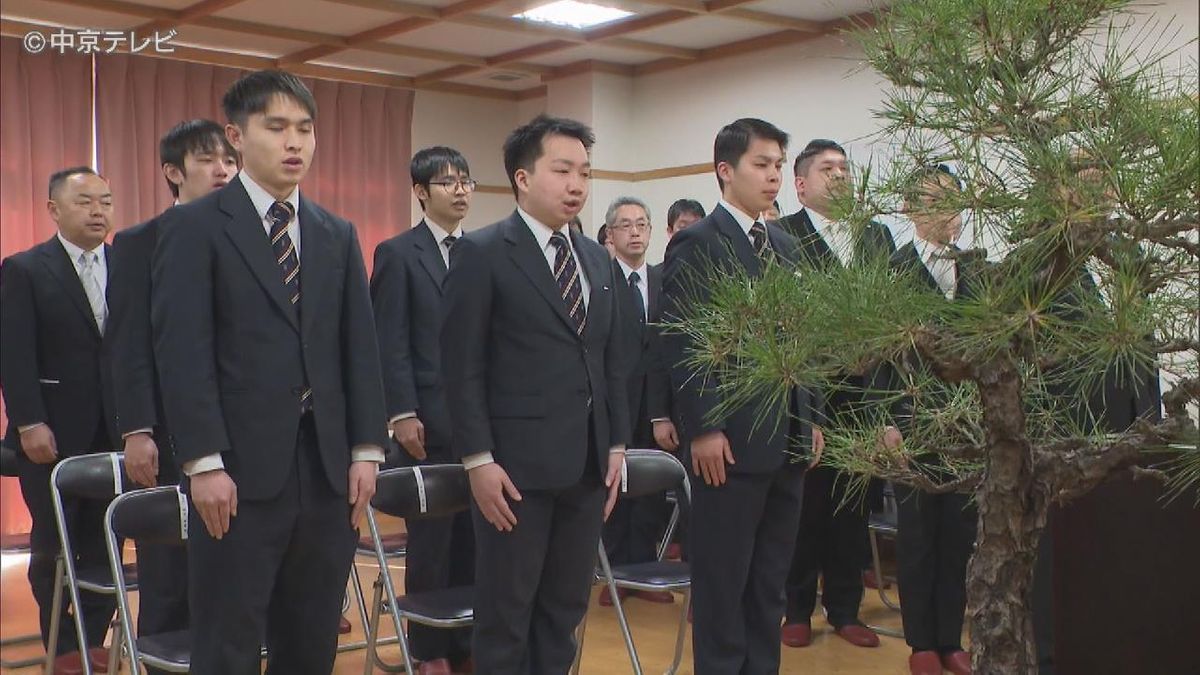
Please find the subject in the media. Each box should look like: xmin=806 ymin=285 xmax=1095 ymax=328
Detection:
xmin=183 ymin=453 xmax=225 ymax=476
xmin=462 ymin=451 xmax=495 ymax=471
xmin=650 ymin=418 xmax=670 ymax=423
xmin=122 ymin=428 xmax=153 ymax=439
xmin=609 ymin=444 xmax=626 ymax=455
xmin=388 ymin=412 xmax=418 ymax=425
xmin=352 ymin=445 xmax=386 ymax=463
xmin=17 ymin=423 xmax=45 ymax=433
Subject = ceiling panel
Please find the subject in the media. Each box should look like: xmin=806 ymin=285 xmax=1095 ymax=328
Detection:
xmin=748 ymin=0 xmax=885 ymax=22
xmin=311 ymin=48 xmax=449 ymax=76
xmin=1 ymin=0 xmax=140 ymax=30
xmin=448 ymin=68 xmax=540 ymax=89
xmin=385 ymin=21 xmax=544 ymax=56
xmin=215 ymin=0 xmax=400 ymax=36
xmin=170 ymin=24 xmax=311 ymax=56
xmin=631 ymin=14 xmax=776 ymax=49
xmin=528 ymin=43 xmax=653 ymax=66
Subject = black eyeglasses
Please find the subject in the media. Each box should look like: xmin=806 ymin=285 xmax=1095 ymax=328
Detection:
xmin=428 ymin=178 xmax=478 ymax=192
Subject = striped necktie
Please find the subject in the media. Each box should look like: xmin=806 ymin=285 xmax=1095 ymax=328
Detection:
xmin=267 ymin=200 xmax=311 ymax=412
xmin=549 ymin=231 xmax=586 ymax=335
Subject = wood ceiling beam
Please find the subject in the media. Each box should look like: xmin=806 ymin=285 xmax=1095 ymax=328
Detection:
xmin=634 ymin=0 xmax=821 ymax=33
xmin=134 ymin=0 xmax=250 ymax=35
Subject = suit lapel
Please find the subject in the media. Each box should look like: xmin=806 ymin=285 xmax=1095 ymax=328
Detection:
xmin=413 ymin=221 xmax=447 ymax=291
xmin=39 ymin=238 xmax=100 ymax=338
xmin=713 ymin=205 xmax=762 ymax=277
xmin=504 ymin=213 xmax=580 ymax=338
xmin=786 ymin=210 xmax=837 ymax=269
xmin=220 ymin=183 xmax=300 ymax=334
xmin=298 ymin=197 xmax=335 ymax=338
xmin=647 ymin=264 xmax=662 ymax=323
xmin=897 ymin=242 xmax=939 ymax=293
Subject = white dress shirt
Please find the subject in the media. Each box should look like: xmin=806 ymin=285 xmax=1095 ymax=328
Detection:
xmin=184 ymin=171 xmax=384 ymax=476
xmin=461 ymin=208 xmax=624 ymax=471
xmin=804 ymin=207 xmax=853 ymax=267
xmin=614 ymin=257 xmax=649 ymax=322
xmin=718 ymin=199 xmax=765 ymax=249
xmin=912 ymin=234 xmax=957 ymax=299
xmin=424 ymin=217 xmax=463 ymax=270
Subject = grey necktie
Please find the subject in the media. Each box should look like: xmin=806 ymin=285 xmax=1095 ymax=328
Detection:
xmin=78 ymin=251 xmax=107 ymax=334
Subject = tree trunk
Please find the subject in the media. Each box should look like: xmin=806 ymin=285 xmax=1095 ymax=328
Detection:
xmin=968 ymin=361 xmax=1049 ymax=675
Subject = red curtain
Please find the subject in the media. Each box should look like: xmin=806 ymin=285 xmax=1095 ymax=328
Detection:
xmin=94 ymin=55 xmax=415 ymax=271
xmin=0 ymin=37 xmax=94 ymax=536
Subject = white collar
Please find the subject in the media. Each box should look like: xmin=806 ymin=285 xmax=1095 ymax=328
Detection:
xmin=423 ymin=217 xmax=463 ymax=244
xmin=517 ymin=206 xmax=570 ymax=251
xmin=238 ymin=170 xmax=299 ymax=221
xmin=615 ymin=256 xmax=648 ymax=282
xmin=717 ymin=199 xmax=760 ymax=239
xmin=56 ymin=232 xmax=104 ymax=264
xmin=804 ymin=206 xmax=842 ymax=236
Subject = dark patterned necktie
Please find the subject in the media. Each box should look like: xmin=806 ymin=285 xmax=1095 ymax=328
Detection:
xmin=628 ymin=270 xmax=646 ymax=325
xmin=749 ymin=220 xmax=769 ymax=257
xmin=549 ymin=231 xmax=586 ymax=335
xmin=267 ymin=200 xmax=311 ymax=412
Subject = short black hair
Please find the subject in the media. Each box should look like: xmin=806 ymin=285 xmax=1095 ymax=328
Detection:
xmin=793 ymin=138 xmax=846 ymax=177
xmin=667 ymin=198 xmax=705 ymax=229
xmin=503 ymin=114 xmax=594 ymax=198
xmin=907 ymin=163 xmax=965 ymax=199
xmin=48 ymin=166 xmax=98 ymax=199
xmin=597 ymin=223 xmax=609 ymax=246
xmin=223 ymin=69 xmax=317 ymax=129
xmin=411 ymin=146 xmax=470 ymax=210
xmin=713 ymin=118 xmax=789 ymax=190
xmin=160 ymin=119 xmax=237 ymax=198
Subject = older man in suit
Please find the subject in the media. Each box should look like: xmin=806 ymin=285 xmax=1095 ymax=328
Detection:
xmin=1 ymin=167 xmax=118 ymax=672
xmin=151 ymin=70 xmax=387 ymax=675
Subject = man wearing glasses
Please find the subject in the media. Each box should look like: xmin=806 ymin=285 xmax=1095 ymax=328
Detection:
xmin=598 ymin=196 xmax=678 ymax=604
xmin=370 ymin=146 xmax=477 ymax=675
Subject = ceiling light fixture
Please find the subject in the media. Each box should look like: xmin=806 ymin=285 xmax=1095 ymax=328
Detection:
xmin=514 ymin=1 xmax=634 ymax=30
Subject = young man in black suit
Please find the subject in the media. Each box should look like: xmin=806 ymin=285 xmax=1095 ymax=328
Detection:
xmin=0 ymin=167 xmax=118 ymax=671
xmin=661 ymin=118 xmax=824 ymax=674
xmin=888 ymin=165 xmax=977 ymax=675
xmin=151 ymin=70 xmax=388 ymax=675
xmin=598 ymin=196 xmax=675 ymax=606
xmin=665 ymin=199 xmax=704 ymax=239
xmin=107 ymin=119 xmax=238 ymax=673
xmin=441 ymin=115 xmax=631 ymax=673
xmin=777 ymin=139 xmax=897 ymax=650
xmin=370 ymin=146 xmax=476 ymax=675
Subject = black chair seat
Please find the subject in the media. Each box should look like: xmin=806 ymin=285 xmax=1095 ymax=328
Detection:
xmin=137 ymin=629 xmax=191 ymax=667
xmin=869 ymin=510 xmax=897 ymax=535
xmin=359 ymin=531 xmax=407 ymax=556
xmin=393 ymin=585 xmax=473 ymax=623
xmin=76 ymin=562 xmax=137 ymax=592
xmin=610 ymin=561 xmax=690 ymax=588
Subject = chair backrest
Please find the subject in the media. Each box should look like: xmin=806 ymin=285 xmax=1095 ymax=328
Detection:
xmin=372 ymin=464 xmax=470 ymax=520
xmin=622 ymin=449 xmax=689 ymax=502
xmin=108 ymin=486 xmax=187 ymax=547
xmin=52 ymin=452 xmax=134 ymax=501
xmin=0 ymin=445 xmax=19 ymax=478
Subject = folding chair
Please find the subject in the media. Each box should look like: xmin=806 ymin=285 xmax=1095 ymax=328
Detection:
xmin=581 ymin=449 xmax=692 ymax=675
xmin=104 ymin=486 xmax=191 ymax=673
xmin=0 ymin=444 xmax=43 ymax=670
xmin=363 ymin=464 xmax=473 ymax=675
xmin=48 ymin=452 xmax=138 ymax=675
xmin=338 ymin=527 xmax=405 ymax=665
xmin=866 ymin=482 xmax=904 ymax=638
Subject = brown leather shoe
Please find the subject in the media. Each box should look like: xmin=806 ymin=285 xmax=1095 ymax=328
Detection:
xmin=908 ymin=650 xmax=943 ymax=675
xmin=665 ymin=543 xmax=682 ymax=560
xmin=418 ymin=658 xmax=453 ymax=675
xmin=88 ymin=647 xmax=112 ymax=673
xmin=941 ymin=650 xmax=972 ymax=675
xmin=835 ymin=623 xmax=880 ymax=648
xmin=451 ymin=656 xmax=475 ymax=674
xmin=780 ymin=622 xmax=812 ymax=648
xmin=632 ymin=590 xmax=674 ymax=604
xmin=339 ymin=615 xmax=353 ymax=634
xmin=53 ymin=652 xmax=86 ymax=675
xmin=597 ymin=587 xmax=629 ymax=607
xmin=863 ymin=569 xmax=891 ymax=589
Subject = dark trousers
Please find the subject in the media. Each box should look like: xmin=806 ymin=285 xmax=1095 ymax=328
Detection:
xmin=397 ymin=446 xmax=475 ymax=662
xmin=17 ymin=454 xmax=116 ymax=655
xmin=690 ymin=463 xmax=806 ymax=675
xmin=602 ymin=492 xmax=672 ymax=565
xmin=471 ymin=474 xmax=605 ymax=674
xmin=135 ymin=540 xmax=189 ymax=675
xmin=894 ymin=485 xmax=976 ymax=652
xmin=785 ymin=467 xmax=869 ymax=628
xmin=186 ymin=417 xmax=357 ymax=675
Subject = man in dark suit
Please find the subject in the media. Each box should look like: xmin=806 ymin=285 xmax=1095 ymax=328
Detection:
xmin=777 ymin=139 xmax=897 ymax=650
xmin=0 ymin=167 xmax=118 ymax=671
xmin=107 ymin=119 xmax=238 ymax=673
xmin=151 ymin=70 xmax=388 ymax=675
xmin=665 ymin=199 xmax=705 ymax=239
xmin=441 ymin=115 xmax=631 ymax=674
xmin=597 ymin=196 xmax=675 ymax=606
xmin=370 ymin=145 xmax=476 ymax=675
xmin=661 ymin=118 xmax=823 ymax=674
xmin=887 ymin=165 xmax=978 ymax=675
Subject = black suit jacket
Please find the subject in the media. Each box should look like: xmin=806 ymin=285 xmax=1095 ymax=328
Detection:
xmin=151 ymin=179 xmax=388 ymax=500
xmin=108 ymin=215 xmax=180 ymax=483
xmin=441 ymin=211 xmax=632 ymax=490
xmin=613 ymin=260 xmax=664 ymax=447
xmin=661 ymin=204 xmax=821 ymax=474
xmin=370 ymin=221 xmax=453 ymax=451
xmin=1 ymin=237 xmax=116 ymax=455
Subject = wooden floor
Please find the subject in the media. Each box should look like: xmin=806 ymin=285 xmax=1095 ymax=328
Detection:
xmin=0 ymin=519 xmax=914 ymax=674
